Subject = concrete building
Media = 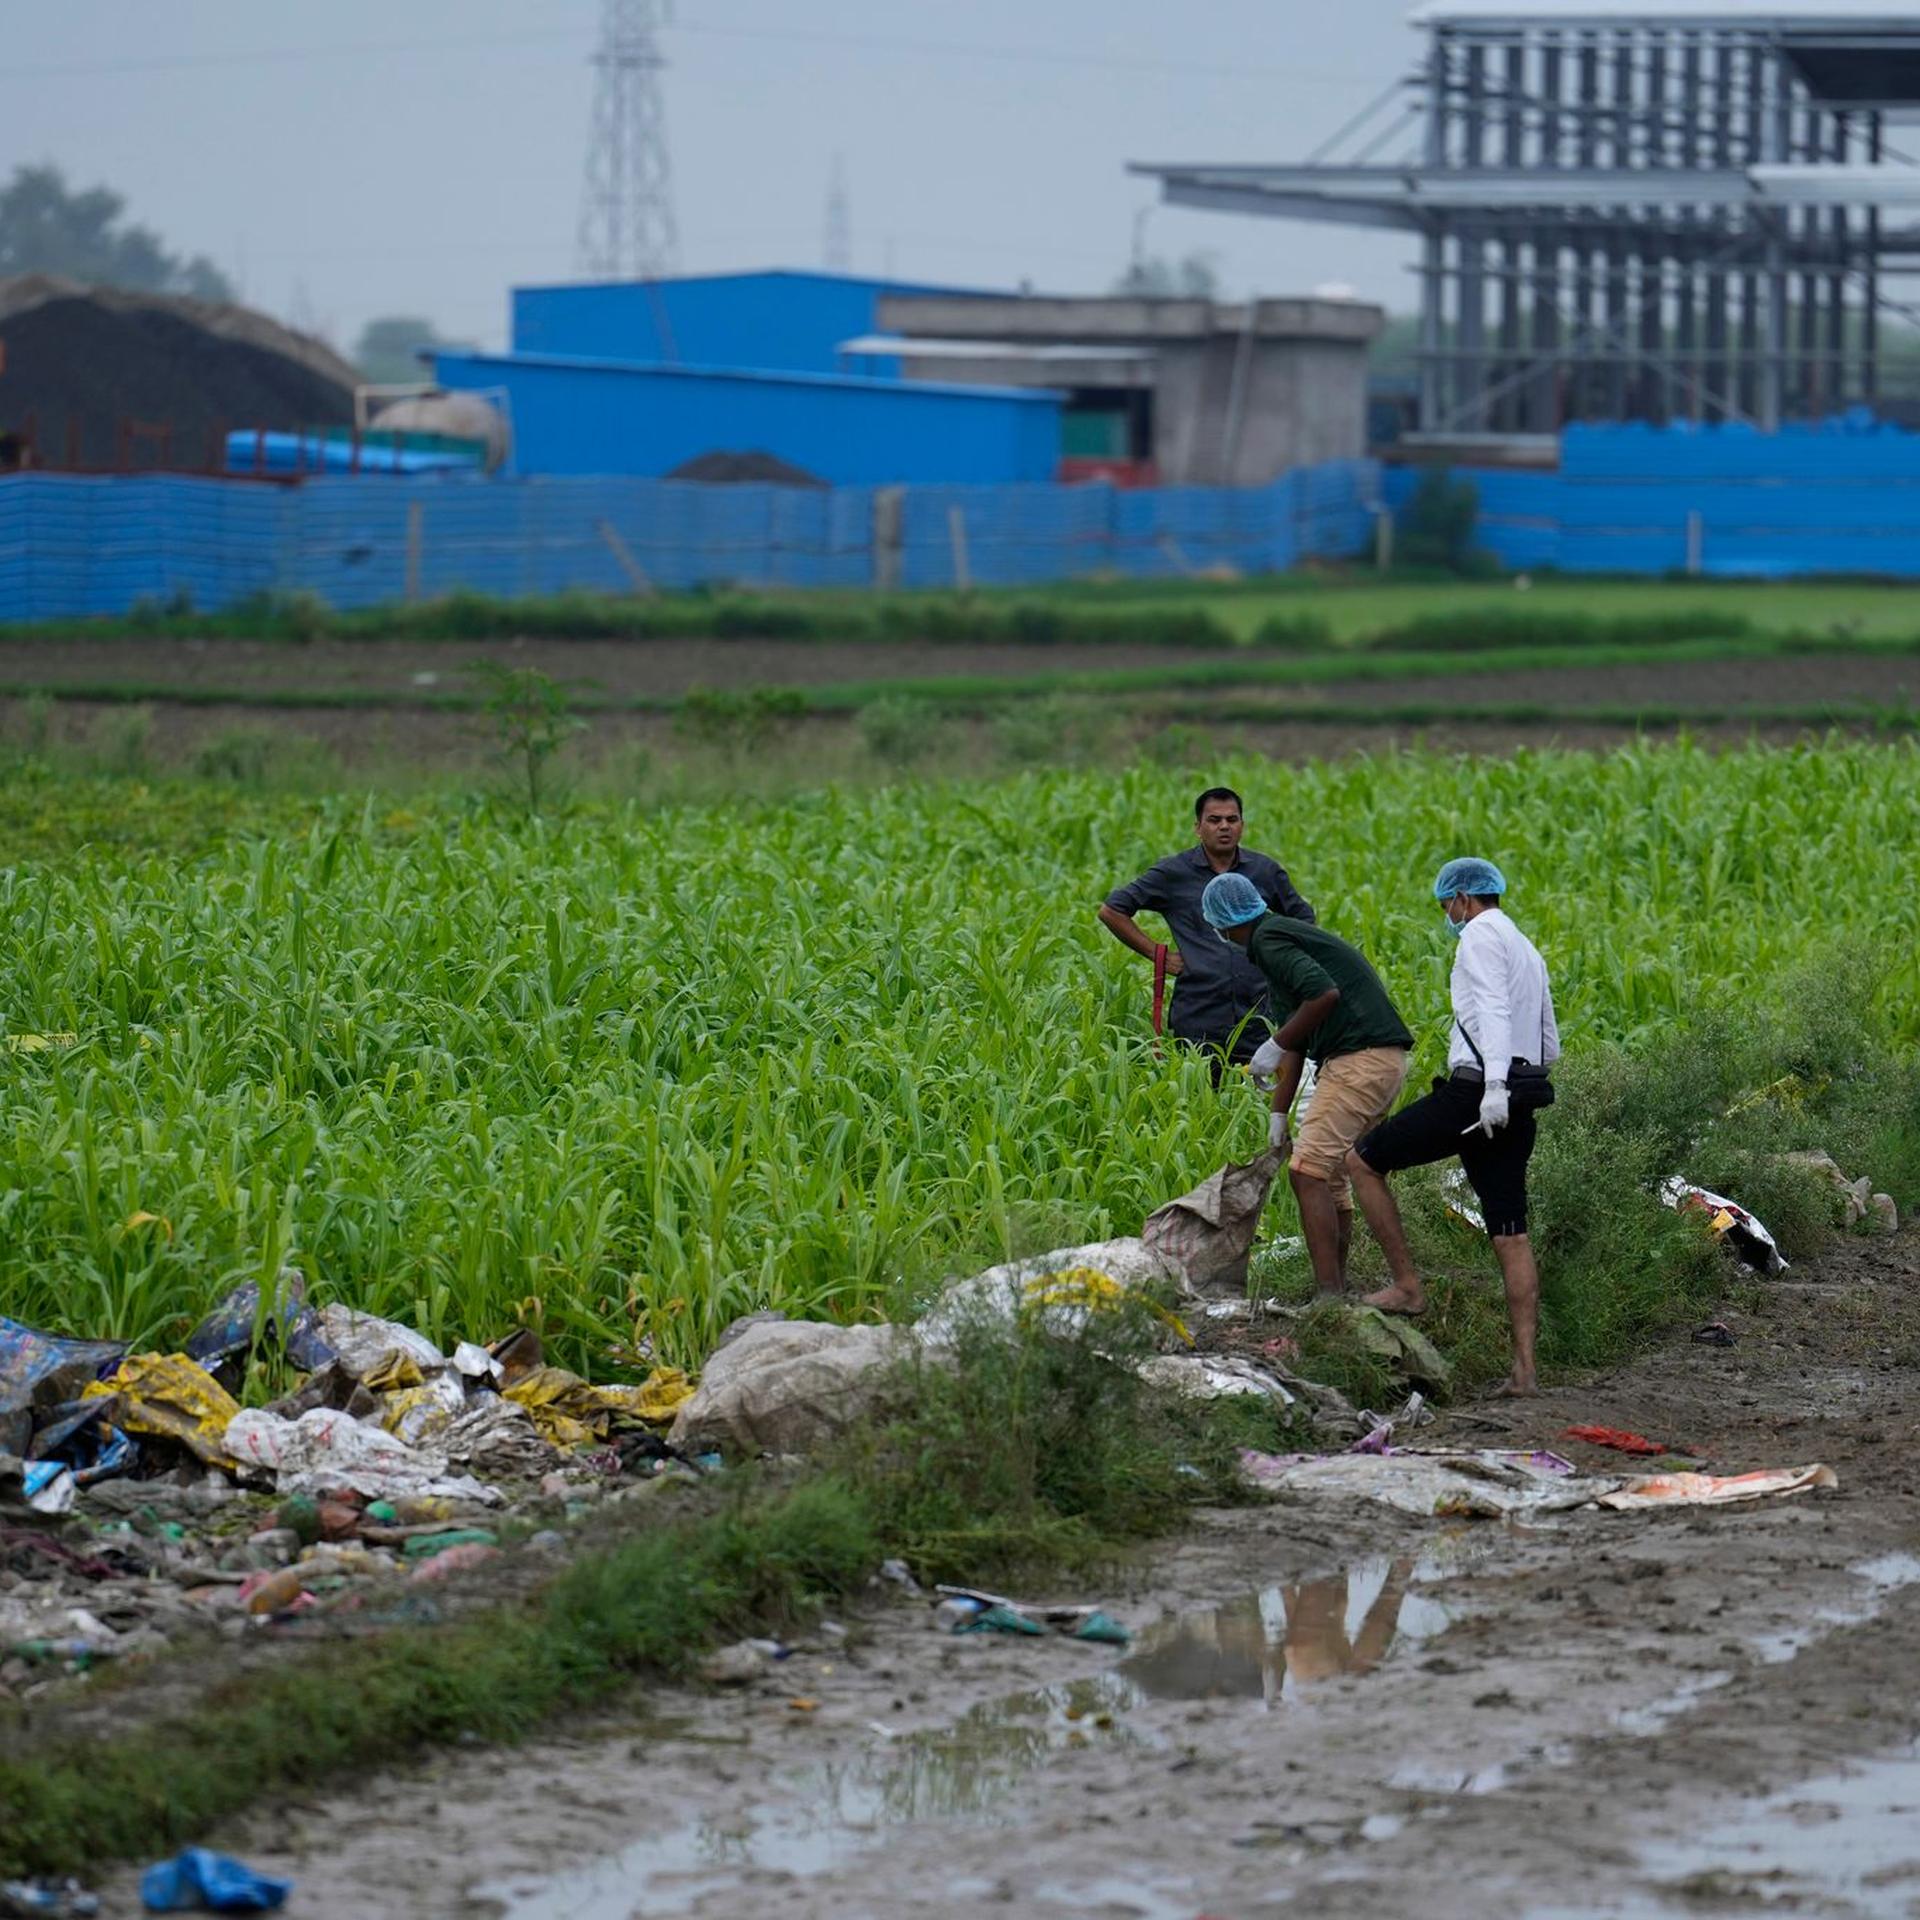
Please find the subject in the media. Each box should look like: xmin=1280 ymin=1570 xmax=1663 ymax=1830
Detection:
xmin=865 ymin=293 xmax=1383 ymax=486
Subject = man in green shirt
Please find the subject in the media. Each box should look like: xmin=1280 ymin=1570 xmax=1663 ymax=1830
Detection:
xmin=1201 ymin=871 xmax=1413 ymax=1296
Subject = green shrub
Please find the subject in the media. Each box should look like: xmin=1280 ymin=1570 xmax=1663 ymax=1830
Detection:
xmin=858 ymin=693 xmax=936 ymax=769
xmin=1398 ymin=469 xmax=1482 ymax=573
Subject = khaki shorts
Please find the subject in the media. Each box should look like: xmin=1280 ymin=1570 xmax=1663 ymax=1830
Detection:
xmin=1290 ymin=1046 xmax=1410 ymax=1209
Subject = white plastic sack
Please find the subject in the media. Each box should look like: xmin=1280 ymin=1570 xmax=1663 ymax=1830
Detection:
xmin=1239 ymin=1448 xmax=1619 ymax=1518
xmin=1138 ymin=1354 xmax=1296 ymax=1408
xmin=224 ymin=1406 xmax=499 ymax=1504
xmin=317 ymin=1306 xmax=449 ymax=1379
xmin=917 ymin=1237 xmax=1182 ymax=1349
xmin=669 ymin=1320 xmax=913 ymax=1457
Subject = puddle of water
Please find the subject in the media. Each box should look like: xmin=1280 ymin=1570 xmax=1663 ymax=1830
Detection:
xmin=478 ymin=1543 xmax=1482 ymax=1913
xmin=1637 ymin=1741 xmax=1920 ymax=1918
xmin=474 ymin=1677 xmax=1144 ymax=1916
xmin=1120 ymin=1551 xmax=1460 ymax=1708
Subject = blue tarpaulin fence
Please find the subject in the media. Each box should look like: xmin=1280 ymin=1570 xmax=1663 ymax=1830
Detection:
xmin=0 ymin=461 xmax=1381 ymax=623
xmin=1386 ymin=418 xmax=1920 ymax=577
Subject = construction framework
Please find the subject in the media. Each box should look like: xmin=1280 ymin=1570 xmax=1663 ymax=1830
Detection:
xmin=1133 ymin=5 xmax=1920 ymax=438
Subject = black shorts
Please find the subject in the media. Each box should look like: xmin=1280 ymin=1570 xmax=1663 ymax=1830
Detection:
xmin=1355 ymin=1073 xmax=1539 ymax=1238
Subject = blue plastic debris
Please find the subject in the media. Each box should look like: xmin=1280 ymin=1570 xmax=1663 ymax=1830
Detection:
xmin=138 ymin=1850 xmax=290 ymax=1914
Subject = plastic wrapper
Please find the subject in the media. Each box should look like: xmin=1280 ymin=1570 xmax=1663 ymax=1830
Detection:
xmin=139 ymin=1847 xmax=290 ymax=1913
xmin=184 ymin=1272 xmax=337 ymax=1392
xmin=316 ymin=1306 xmax=447 ymax=1381
xmin=83 ymin=1354 xmax=243 ymax=1469
xmin=504 ymin=1365 xmax=695 ymax=1446
xmin=0 ymin=1316 xmax=128 ymax=1458
xmin=1599 ymin=1463 xmax=1837 ymax=1510
xmin=223 ymin=1406 xmax=499 ymax=1503
xmin=1659 ymin=1176 xmax=1788 ymax=1273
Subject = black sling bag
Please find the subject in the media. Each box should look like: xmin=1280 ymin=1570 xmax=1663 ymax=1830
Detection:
xmin=1455 ymin=1018 xmax=1555 ymax=1111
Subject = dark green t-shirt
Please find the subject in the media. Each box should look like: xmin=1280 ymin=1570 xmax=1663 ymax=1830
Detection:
xmin=1246 ymin=914 xmax=1413 ymax=1063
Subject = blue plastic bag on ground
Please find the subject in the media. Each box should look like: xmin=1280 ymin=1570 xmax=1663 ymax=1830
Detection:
xmin=0 ymin=1319 xmax=127 ymax=1458
xmin=139 ymin=1850 xmax=290 ymax=1913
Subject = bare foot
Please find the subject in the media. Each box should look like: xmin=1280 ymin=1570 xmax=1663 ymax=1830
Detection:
xmin=1491 ymin=1375 xmax=1539 ymax=1399
xmin=1360 ymin=1284 xmax=1427 ymax=1317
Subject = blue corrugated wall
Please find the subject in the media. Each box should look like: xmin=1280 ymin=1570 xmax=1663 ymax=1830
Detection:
xmin=0 ymin=461 xmax=1381 ymax=622
xmin=436 ymin=350 xmax=1063 ymax=486
xmin=510 ymin=271 xmax=960 ymax=375
xmin=1386 ymin=420 xmax=1920 ymax=576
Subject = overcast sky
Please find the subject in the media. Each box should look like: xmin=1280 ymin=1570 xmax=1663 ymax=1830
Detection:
xmin=2 ymin=0 xmax=1426 ymax=353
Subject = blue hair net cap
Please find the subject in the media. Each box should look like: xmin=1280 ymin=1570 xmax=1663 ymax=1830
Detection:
xmin=1201 ymin=871 xmax=1270 ymax=931
xmin=1433 ymin=856 xmax=1508 ymax=901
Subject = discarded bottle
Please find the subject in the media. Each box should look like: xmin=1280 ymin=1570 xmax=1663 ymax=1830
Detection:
xmin=240 ymin=1566 xmax=307 ymax=1616
xmin=399 ymin=1528 xmax=498 ymax=1562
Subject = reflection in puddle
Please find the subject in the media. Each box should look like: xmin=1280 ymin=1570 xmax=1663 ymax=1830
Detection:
xmin=1121 ymin=1554 xmax=1456 ymax=1708
xmin=478 ymin=1554 xmax=1469 ymax=1915
xmin=476 ymin=1681 xmax=1146 ymax=1917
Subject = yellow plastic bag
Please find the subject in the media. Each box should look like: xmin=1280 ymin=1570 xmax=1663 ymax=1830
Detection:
xmin=84 ymin=1352 xmax=242 ymax=1469
xmin=504 ymin=1364 xmax=697 ymax=1447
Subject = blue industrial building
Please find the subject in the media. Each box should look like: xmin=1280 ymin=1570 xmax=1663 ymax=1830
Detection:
xmin=510 ymin=269 xmax=961 ymax=375
xmin=433 ymin=346 xmax=1062 ymax=486
xmin=438 ymin=269 xmax=1063 ymax=485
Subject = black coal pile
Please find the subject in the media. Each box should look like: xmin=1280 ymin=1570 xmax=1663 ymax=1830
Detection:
xmin=0 ymin=296 xmax=353 ymax=469
xmin=665 ymin=448 xmax=828 ymax=488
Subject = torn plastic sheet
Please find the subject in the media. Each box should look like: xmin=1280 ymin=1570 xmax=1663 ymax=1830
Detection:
xmin=1659 ymin=1176 xmax=1788 ymax=1274
xmin=83 ymin=1355 xmax=242 ymax=1470
xmin=223 ymin=1407 xmax=500 ymax=1504
xmin=316 ymin=1306 xmax=447 ymax=1381
xmin=1239 ymin=1448 xmax=1620 ymax=1517
xmin=184 ymin=1273 xmax=336 ymax=1392
xmin=1137 ymin=1353 xmax=1296 ymax=1407
xmin=1599 ymin=1463 xmax=1837 ymax=1510
xmin=0 ymin=1318 xmax=128 ymax=1458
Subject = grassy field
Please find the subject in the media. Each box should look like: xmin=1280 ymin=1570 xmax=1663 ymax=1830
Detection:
xmin=1039 ymin=575 xmax=1920 ymax=644
xmin=3 ymin=740 xmax=1917 ymax=1387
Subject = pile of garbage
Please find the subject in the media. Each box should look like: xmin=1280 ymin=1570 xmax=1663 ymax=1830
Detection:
xmin=0 ymin=1273 xmax=705 ymax=1700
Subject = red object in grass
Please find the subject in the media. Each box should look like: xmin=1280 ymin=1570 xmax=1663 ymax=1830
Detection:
xmin=1562 ymin=1424 xmax=1668 ymax=1456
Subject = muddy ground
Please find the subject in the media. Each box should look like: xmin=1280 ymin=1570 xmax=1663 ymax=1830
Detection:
xmin=2 ymin=635 xmax=1917 ymax=714
xmin=8 ymin=672 xmax=1917 ymax=788
xmin=87 ymin=1230 xmax=1920 ymax=1919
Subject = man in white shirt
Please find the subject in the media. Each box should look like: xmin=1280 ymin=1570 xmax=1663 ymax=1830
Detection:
xmin=1344 ymin=858 xmax=1560 ymax=1397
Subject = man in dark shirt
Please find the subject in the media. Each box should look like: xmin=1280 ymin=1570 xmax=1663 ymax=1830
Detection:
xmin=1098 ymin=787 xmax=1315 ymax=1070
xmin=1202 ymin=872 xmax=1413 ymax=1296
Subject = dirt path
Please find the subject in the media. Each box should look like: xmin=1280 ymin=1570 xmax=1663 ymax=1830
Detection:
xmin=92 ymin=1233 xmax=1920 ymax=1918
xmin=2 ymin=637 xmax=1916 ymax=712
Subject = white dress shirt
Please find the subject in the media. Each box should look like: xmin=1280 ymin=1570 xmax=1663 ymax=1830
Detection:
xmin=1445 ymin=907 xmax=1560 ymax=1086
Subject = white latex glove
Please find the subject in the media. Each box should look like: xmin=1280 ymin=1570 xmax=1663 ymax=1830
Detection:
xmin=1474 ymin=1080 xmax=1510 ymax=1137
xmin=1269 ymin=1110 xmax=1290 ymax=1152
xmin=1248 ymin=1037 xmax=1285 ymax=1080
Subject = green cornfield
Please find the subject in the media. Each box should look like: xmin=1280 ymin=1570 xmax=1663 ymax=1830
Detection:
xmin=3 ymin=739 xmax=1917 ymax=1370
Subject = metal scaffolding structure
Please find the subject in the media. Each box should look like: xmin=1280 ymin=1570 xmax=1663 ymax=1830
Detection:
xmin=1133 ymin=5 xmax=1920 ymax=438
